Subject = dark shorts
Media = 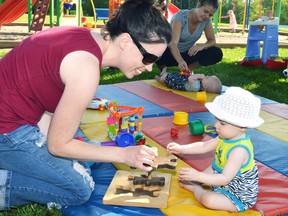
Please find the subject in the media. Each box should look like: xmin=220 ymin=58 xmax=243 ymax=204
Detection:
xmin=156 ymin=46 xmax=223 ymax=67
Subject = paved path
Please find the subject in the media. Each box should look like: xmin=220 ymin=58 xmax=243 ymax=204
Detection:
xmin=1 ymin=24 xmax=288 ymax=48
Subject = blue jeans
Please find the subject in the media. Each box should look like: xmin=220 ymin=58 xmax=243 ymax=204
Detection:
xmin=0 ymin=125 xmax=94 ymax=210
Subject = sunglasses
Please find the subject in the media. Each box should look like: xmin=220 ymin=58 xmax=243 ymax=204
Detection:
xmin=129 ymin=34 xmax=160 ymax=65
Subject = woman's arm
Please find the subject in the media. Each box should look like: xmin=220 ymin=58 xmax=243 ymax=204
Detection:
xmin=187 ymin=23 xmax=216 ymax=56
xmin=202 ymin=23 xmax=216 ymax=49
xmin=47 ymin=51 xmax=157 ymax=171
xmin=170 ymin=20 xmax=189 ymax=72
xmin=37 ymin=112 xmax=53 ymax=136
xmin=47 ymin=51 xmax=100 ymax=158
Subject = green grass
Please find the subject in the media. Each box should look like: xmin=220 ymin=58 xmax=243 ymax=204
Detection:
xmin=0 ymin=46 xmax=287 ymax=215
xmin=0 ymin=203 xmax=62 ymax=216
xmin=1 ymin=47 xmax=288 ymax=104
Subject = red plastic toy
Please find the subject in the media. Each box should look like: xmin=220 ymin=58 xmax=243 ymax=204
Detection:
xmin=170 ymin=128 xmax=178 ymax=137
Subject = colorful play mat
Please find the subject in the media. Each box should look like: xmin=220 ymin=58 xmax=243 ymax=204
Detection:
xmin=62 ymin=80 xmax=288 ymax=216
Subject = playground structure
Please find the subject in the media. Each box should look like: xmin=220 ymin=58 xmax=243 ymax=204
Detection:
xmin=108 ymin=0 xmax=124 ymax=20
xmin=95 ymin=8 xmax=109 ymax=24
xmin=240 ymin=16 xmax=288 ymax=69
xmin=0 ymin=0 xmax=37 ymax=28
xmin=0 ymin=0 xmax=284 ymax=32
xmin=30 ymin=0 xmax=51 ymax=31
xmin=1 ymin=0 xmax=288 ymax=66
xmin=215 ymin=0 xmax=287 ymax=69
xmin=58 ymin=0 xmax=81 ymax=27
xmin=107 ymin=103 xmax=146 ymax=147
xmin=0 ymin=0 xmax=178 ymax=32
xmin=29 ymin=0 xmax=84 ymax=31
xmin=242 ymin=18 xmax=279 ymax=64
xmin=0 ymin=0 xmax=103 ymax=31
xmin=216 ymin=0 xmax=283 ymax=35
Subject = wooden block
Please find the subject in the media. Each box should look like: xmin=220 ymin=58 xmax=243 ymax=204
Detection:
xmin=103 ymin=170 xmax=172 ymax=208
xmin=131 ymin=153 xmax=177 ymax=172
xmin=150 ymin=154 xmax=177 ymax=171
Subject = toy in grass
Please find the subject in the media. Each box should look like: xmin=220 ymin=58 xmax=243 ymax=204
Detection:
xmin=283 ymin=68 xmax=288 ymax=77
xmin=107 ymin=103 xmax=146 ymax=147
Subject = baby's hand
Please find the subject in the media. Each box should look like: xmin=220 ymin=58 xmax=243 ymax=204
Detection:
xmin=178 ymin=167 xmax=199 ymax=182
xmin=166 ymin=142 xmax=182 ymax=154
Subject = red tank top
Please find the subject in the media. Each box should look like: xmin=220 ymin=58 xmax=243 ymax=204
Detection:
xmin=0 ymin=26 xmax=102 ymax=133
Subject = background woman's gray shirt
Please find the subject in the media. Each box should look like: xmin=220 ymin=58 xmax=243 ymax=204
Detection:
xmin=170 ymin=9 xmax=211 ymax=52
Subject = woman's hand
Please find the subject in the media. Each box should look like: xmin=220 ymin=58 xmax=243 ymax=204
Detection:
xmin=123 ymin=145 xmax=158 ymax=172
xmin=178 ymin=61 xmax=189 ymax=72
xmin=188 ymin=44 xmax=205 ymax=56
xmin=167 ymin=142 xmax=182 ymax=154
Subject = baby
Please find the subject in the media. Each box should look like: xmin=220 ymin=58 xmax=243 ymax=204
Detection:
xmin=155 ymin=70 xmax=222 ymax=94
xmin=167 ymin=87 xmax=264 ymax=212
xmin=258 ymin=10 xmax=275 ymax=31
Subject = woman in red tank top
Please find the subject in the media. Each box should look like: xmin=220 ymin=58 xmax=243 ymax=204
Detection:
xmin=0 ymin=0 xmax=172 ymax=211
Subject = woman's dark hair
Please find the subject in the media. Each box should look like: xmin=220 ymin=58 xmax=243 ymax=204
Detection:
xmin=102 ymin=0 xmax=172 ymax=44
xmin=198 ymin=0 xmax=219 ymax=10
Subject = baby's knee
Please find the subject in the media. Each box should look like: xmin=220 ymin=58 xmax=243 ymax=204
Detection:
xmin=200 ymin=193 xmax=214 ymax=207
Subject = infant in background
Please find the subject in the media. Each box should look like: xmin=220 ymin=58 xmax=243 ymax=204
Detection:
xmin=155 ymin=69 xmax=222 ymax=94
xmin=257 ymin=10 xmax=277 ymax=31
xmin=263 ymin=10 xmax=275 ymax=21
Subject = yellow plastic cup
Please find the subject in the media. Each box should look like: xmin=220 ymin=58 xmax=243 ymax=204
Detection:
xmin=173 ymin=111 xmax=188 ymax=125
xmin=196 ymin=91 xmax=207 ymax=103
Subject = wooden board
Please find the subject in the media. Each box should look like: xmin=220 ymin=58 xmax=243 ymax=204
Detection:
xmin=103 ymin=170 xmax=172 ymax=208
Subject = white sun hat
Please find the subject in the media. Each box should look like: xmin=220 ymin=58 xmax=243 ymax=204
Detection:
xmin=205 ymin=87 xmax=264 ymax=128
